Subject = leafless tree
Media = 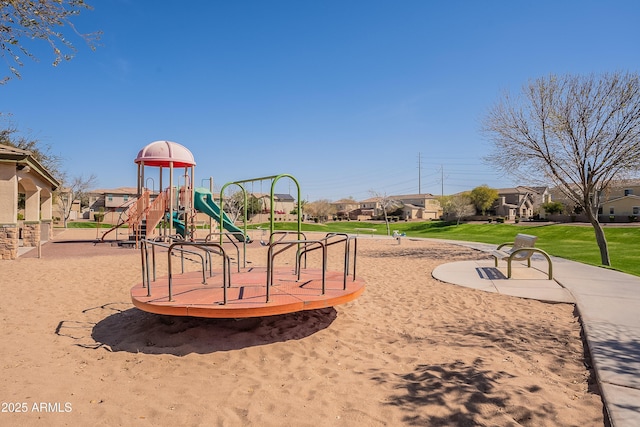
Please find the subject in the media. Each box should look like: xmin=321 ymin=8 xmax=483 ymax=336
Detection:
xmin=369 ymin=190 xmax=401 ymax=236
xmin=222 ymin=190 xmax=245 ymax=223
xmin=482 ymin=72 xmax=640 ymax=266
xmin=439 ymin=193 xmax=475 ymax=225
xmin=0 ymin=121 xmax=62 ymax=177
xmin=58 ymin=173 xmax=97 ymax=227
xmin=0 ymin=0 xmax=101 ymax=83
xmin=305 ymin=199 xmax=335 ymax=223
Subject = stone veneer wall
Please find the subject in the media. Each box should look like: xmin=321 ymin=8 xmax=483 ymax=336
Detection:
xmin=21 ymin=221 xmax=41 ymax=248
xmin=0 ymin=224 xmax=18 ymax=260
xmin=41 ymin=219 xmax=53 ymax=241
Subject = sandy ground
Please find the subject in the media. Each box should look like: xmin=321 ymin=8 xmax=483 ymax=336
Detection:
xmin=0 ymin=229 xmax=604 ymax=426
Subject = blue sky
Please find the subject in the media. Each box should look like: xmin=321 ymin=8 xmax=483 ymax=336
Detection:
xmin=2 ymin=0 xmax=639 ymax=201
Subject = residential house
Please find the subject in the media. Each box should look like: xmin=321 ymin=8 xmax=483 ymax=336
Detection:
xmin=245 ymin=192 xmax=298 ymax=222
xmin=597 ymin=180 xmax=640 ymax=222
xmin=492 ymin=186 xmax=550 ymax=220
xmin=332 ymin=199 xmax=360 ymax=220
xmin=392 ymin=193 xmax=442 ymax=220
xmin=357 ymin=197 xmax=383 ymax=220
xmin=345 ymin=194 xmax=442 ymax=221
xmin=549 ymin=179 xmax=640 ymax=222
xmin=82 ymin=187 xmax=139 ymax=222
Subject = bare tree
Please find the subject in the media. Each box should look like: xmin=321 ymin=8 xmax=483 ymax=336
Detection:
xmin=0 ymin=122 xmax=62 ymax=177
xmin=439 ymin=193 xmax=475 ymax=225
xmin=58 ymin=174 xmax=97 ymax=227
xmin=369 ymin=190 xmax=401 ymax=236
xmin=222 ymin=190 xmax=245 ymax=223
xmin=483 ymin=72 xmax=640 ymax=266
xmin=305 ymin=199 xmax=335 ymax=223
xmin=0 ymin=0 xmax=101 ymax=83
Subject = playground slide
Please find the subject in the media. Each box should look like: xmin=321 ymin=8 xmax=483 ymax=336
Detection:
xmin=194 ymin=187 xmax=249 ymax=242
xmin=171 ymin=212 xmax=186 ymax=237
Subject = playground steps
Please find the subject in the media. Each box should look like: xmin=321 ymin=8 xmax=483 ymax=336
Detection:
xmin=116 ymin=220 xmax=149 ymax=248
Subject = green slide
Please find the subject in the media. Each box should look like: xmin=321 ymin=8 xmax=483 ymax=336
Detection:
xmin=171 ymin=212 xmax=186 ymax=237
xmin=194 ymin=187 xmax=249 ymax=242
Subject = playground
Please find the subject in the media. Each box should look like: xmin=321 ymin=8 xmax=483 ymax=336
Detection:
xmin=0 ymin=140 xmax=604 ymax=425
xmin=108 ymin=140 xmax=366 ymax=318
xmin=3 ymin=227 xmax=603 ymax=425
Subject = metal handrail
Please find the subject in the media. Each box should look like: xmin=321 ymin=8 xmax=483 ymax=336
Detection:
xmin=296 ymin=233 xmax=358 ymax=289
xmin=140 ymin=239 xmax=231 ymax=303
xmin=267 ymin=231 xmax=309 ymax=267
xmin=167 ymin=241 xmax=231 ymax=303
xmin=266 ymin=238 xmax=327 ymax=302
xmin=138 ymin=231 xmax=359 ymax=307
xmin=204 ymin=232 xmax=242 ymax=271
xmin=147 ymin=236 xmax=213 ymax=282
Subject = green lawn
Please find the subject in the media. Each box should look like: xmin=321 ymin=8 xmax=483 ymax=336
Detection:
xmin=251 ymin=220 xmax=640 ymax=277
xmin=63 ymin=219 xmax=640 ymax=277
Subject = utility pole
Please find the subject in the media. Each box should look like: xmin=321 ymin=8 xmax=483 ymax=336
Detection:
xmin=418 ymin=152 xmax=422 ymax=194
xmin=436 ymin=164 xmax=446 ymax=197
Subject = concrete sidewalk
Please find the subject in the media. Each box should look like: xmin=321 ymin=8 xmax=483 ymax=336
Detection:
xmin=431 ymin=240 xmax=640 ymax=427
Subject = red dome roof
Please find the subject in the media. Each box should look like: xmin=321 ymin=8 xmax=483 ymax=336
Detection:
xmin=134 ymin=140 xmax=196 ymax=167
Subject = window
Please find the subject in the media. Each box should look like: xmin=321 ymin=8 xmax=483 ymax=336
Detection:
xmin=625 ymin=189 xmax=633 ymax=196
xmin=123 ymin=195 xmax=129 ymax=202
xmin=634 ymin=207 xmax=640 ymax=215
xmin=107 ymin=195 xmax=113 ymax=202
xmin=610 ymin=207 xmax=615 ymax=214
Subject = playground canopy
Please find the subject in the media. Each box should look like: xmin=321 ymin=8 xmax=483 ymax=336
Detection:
xmin=134 ymin=140 xmax=196 ymax=168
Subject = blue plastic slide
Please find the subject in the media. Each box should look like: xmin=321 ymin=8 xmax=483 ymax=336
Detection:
xmin=194 ymin=187 xmax=249 ymax=242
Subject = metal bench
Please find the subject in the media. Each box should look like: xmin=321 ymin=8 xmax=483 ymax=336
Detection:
xmin=490 ymin=233 xmax=553 ymax=280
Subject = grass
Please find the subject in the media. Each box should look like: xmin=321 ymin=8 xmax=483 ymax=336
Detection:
xmin=250 ymin=220 xmax=640 ymax=277
xmin=63 ymin=221 xmax=114 ymax=229
xmin=62 ymin=219 xmax=640 ymax=276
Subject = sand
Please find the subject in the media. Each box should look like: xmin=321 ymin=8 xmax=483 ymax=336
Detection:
xmin=1 ymin=229 xmax=604 ymax=426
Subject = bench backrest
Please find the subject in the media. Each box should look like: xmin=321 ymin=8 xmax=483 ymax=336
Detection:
xmin=509 ymin=234 xmax=538 ymax=260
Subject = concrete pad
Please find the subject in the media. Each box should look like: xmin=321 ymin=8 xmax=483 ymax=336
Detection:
xmin=432 ymin=260 xmax=574 ymax=303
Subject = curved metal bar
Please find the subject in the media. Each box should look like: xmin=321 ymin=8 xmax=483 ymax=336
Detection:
xmin=296 ymin=233 xmax=355 ymax=290
xmin=205 ymin=232 xmax=241 ymax=272
xmin=220 ymin=174 xmax=303 ymax=240
xmin=166 ymin=241 xmax=230 ymax=302
xmin=296 ymin=240 xmax=324 ymax=279
xmin=267 ymin=238 xmax=327 ymax=302
xmin=507 ymin=248 xmax=553 ymax=280
xmin=218 ymin=182 xmax=249 ymax=249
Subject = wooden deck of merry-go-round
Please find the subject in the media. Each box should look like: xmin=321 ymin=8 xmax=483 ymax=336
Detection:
xmin=130 ymin=233 xmax=366 ymax=318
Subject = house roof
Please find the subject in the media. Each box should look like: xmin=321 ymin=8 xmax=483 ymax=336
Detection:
xmin=391 ymin=193 xmax=436 ymax=199
xmin=359 ymin=197 xmax=380 ymax=203
xmin=91 ymin=187 xmax=139 ymax=195
xmin=273 ymin=193 xmax=294 ymax=201
xmin=0 ymin=143 xmax=60 ymax=190
xmin=0 ymin=144 xmax=30 ymax=157
xmin=332 ymin=199 xmax=358 ymax=204
xmin=602 ymin=194 xmax=640 ymax=204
